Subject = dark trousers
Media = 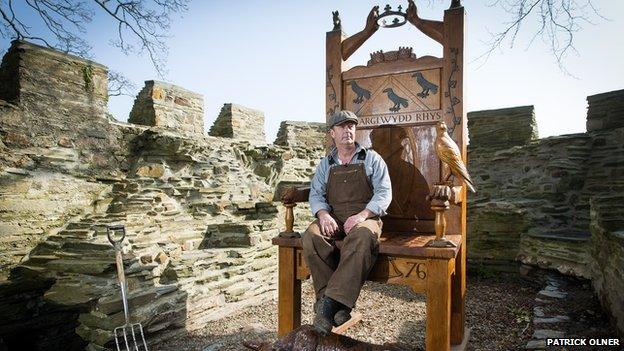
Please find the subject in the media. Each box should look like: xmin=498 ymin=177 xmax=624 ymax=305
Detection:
xmin=301 ymin=219 xmax=381 ymax=308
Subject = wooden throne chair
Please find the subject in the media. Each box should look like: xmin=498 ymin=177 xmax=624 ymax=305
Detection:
xmin=272 ymin=2 xmax=469 ymax=350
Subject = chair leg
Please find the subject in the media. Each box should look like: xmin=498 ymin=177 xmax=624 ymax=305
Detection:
xmin=426 ymin=259 xmax=452 ymax=351
xmin=451 ymin=243 xmax=466 ymax=345
xmin=278 ymin=246 xmax=301 ymax=337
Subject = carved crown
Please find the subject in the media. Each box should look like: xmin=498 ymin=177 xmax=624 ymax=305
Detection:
xmin=367 ymin=47 xmax=417 ymax=66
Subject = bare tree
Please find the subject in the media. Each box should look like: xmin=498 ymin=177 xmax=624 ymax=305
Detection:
xmin=108 ymin=69 xmax=136 ymax=97
xmin=0 ymin=0 xmax=189 ymax=81
xmin=415 ymin=0 xmax=606 ymax=74
xmin=477 ymin=0 xmax=606 ymax=74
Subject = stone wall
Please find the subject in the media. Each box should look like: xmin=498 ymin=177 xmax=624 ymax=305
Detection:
xmin=467 ymin=106 xmax=593 ymax=275
xmin=467 ymin=105 xmax=538 ymax=148
xmin=586 ymin=90 xmax=624 ymax=132
xmin=467 ymin=90 xmax=624 ymax=333
xmin=583 ymin=98 xmax=624 ymax=333
xmin=129 ymin=80 xmax=204 ymax=135
xmin=0 ymin=42 xmax=324 ymax=350
xmin=0 ymin=41 xmax=145 ymax=279
xmin=274 ymin=120 xmax=327 ymax=148
xmin=0 ymin=40 xmax=135 ymax=179
xmin=0 ymin=40 xmax=108 ymax=116
xmin=209 ymin=103 xmax=266 ymax=144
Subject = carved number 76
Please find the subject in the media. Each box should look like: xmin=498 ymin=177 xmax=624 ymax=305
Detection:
xmin=405 ymin=262 xmax=426 ymax=279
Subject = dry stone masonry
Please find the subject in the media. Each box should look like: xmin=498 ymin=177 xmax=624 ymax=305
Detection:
xmin=209 ymin=103 xmax=267 ymax=145
xmin=274 ymin=120 xmax=327 ymax=149
xmin=586 ymin=90 xmax=624 ymax=132
xmin=467 ymin=105 xmax=539 ymax=148
xmin=0 ymin=41 xmax=323 ymax=350
xmin=0 ymin=39 xmax=622 ymax=350
xmin=467 ymin=93 xmax=624 ymax=334
xmin=129 ymin=80 xmax=204 ymax=136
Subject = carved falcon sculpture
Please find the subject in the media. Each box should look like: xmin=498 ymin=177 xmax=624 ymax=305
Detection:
xmin=434 ymin=121 xmax=476 ymax=193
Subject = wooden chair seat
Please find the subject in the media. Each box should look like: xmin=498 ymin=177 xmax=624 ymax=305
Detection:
xmin=273 ymin=233 xmax=462 ymax=259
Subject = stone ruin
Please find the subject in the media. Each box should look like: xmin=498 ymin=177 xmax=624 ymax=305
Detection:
xmin=0 ymin=41 xmax=325 ymax=350
xmin=0 ymin=40 xmax=621 ymax=349
xmin=466 ymin=96 xmax=624 ymax=335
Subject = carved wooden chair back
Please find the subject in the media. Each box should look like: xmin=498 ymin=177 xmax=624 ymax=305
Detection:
xmin=326 ymin=4 xmax=467 ymax=237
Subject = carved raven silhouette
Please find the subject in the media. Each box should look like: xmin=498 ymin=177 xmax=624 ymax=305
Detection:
xmin=347 ymin=81 xmax=371 ymax=104
xmin=382 ymin=88 xmax=408 ymax=112
xmin=412 ymin=72 xmax=438 ymax=98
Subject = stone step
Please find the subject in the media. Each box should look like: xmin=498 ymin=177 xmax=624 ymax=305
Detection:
xmin=65 ymin=222 xmax=95 ymax=230
xmin=26 ymin=254 xmax=60 ymax=265
xmin=45 ymin=258 xmax=114 ymax=274
xmin=56 ymin=229 xmax=94 ymax=239
xmin=60 ymin=241 xmax=113 ymax=252
xmin=526 ymin=230 xmax=591 ymax=242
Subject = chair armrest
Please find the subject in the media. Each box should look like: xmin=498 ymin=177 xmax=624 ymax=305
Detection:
xmin=274 ymin=182 xmax=311 ymax=238
xmin=273 ymin=181 xmax=310 ymax=204
xmin=282 ymin=186 xmax=310 ymax=204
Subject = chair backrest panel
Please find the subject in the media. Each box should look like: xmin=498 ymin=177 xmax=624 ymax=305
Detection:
xmin=355 ymin=125 xmax=437 ymax=233
xmin=343 ymin=55 xmax=444 ymax=233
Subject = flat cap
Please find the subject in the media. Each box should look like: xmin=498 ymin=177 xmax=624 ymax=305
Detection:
xmin=328 ymin=110 xmax=359 ymax=129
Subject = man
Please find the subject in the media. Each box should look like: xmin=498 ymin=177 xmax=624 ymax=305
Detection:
xmin=302 ymin=110 xmax=392 ymax=335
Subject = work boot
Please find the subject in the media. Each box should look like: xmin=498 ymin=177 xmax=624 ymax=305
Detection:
xmin=313 ymin=296 xmax=339 ymax=335
xmin=314 ymin=298 xmax=351 ymax=327
xmin=333 ymin=306 xmax=352 ymax=326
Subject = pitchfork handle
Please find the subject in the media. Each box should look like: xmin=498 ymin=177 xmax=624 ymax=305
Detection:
xmin=107 ymin=225 xmax=131 ymax=326
xmin=107 ymin=225 xmax=126 ymax=248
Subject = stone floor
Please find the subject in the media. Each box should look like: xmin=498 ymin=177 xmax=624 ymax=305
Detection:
xmin=524 ymin=271 xmax=622 ymax=350
xmin=152 ymin=268 xmax=620 ymax=351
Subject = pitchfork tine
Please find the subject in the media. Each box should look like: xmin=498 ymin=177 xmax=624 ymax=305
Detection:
xmin=113 ymin=328 xmax=122 ymax=351
xmin=136 ymin=324 xmax=148 ymax=350
xmin=130 ymin=324 xmax=140 ymax=351
xmin=123 ymin=326 xmax=131 ymax=351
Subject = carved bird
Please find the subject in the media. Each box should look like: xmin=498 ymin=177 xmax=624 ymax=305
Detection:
xmin=243 ymin=324 xmax=405 ymax=351
xmin=348 ymin=81 xmax=371 ymax=104
xmin=332 ymin=10 xmax=341 ymax=30
xmin=412 ymin=71 xmax=438 ymax=98
xmin=434 ymin=121 xmax=476 ymax=193
xmin=382 ymin=88 xmax=408 ymax=112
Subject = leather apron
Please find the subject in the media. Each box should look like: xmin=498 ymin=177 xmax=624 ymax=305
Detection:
xmin=326 ymin=159 xmax=374 ymax=224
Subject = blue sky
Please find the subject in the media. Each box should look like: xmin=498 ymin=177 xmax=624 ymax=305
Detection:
xmin=1 ymin=1 xmax=622 ymax=143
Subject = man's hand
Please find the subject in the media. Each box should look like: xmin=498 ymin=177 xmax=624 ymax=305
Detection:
xmin=344 ymin=209 xmax=374 ymax=234
xmin=317 ymin=210 xmax=339 ymax=237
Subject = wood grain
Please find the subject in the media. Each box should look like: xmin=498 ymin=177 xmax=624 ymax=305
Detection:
xmin=443 ymin=6 xmax=467 ymax=345
xmin=426 ymin=258 xmax=453 ymax=351
xmin=278 ymin=246 xmax=301 ymax=337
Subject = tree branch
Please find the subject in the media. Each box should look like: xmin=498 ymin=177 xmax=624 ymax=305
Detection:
xmin=0 ymin=0 xmax=188 ymax=79
xmin=473 ymin=0 xmax=606 ymax=75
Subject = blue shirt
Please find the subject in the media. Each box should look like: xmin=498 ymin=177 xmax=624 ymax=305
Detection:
xmin=309 ymin=143 xmax=392 ymax=217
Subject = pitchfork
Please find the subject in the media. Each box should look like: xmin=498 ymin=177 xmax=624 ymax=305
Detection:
xmin=107 ymin=224 xmax=149 ymax=351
